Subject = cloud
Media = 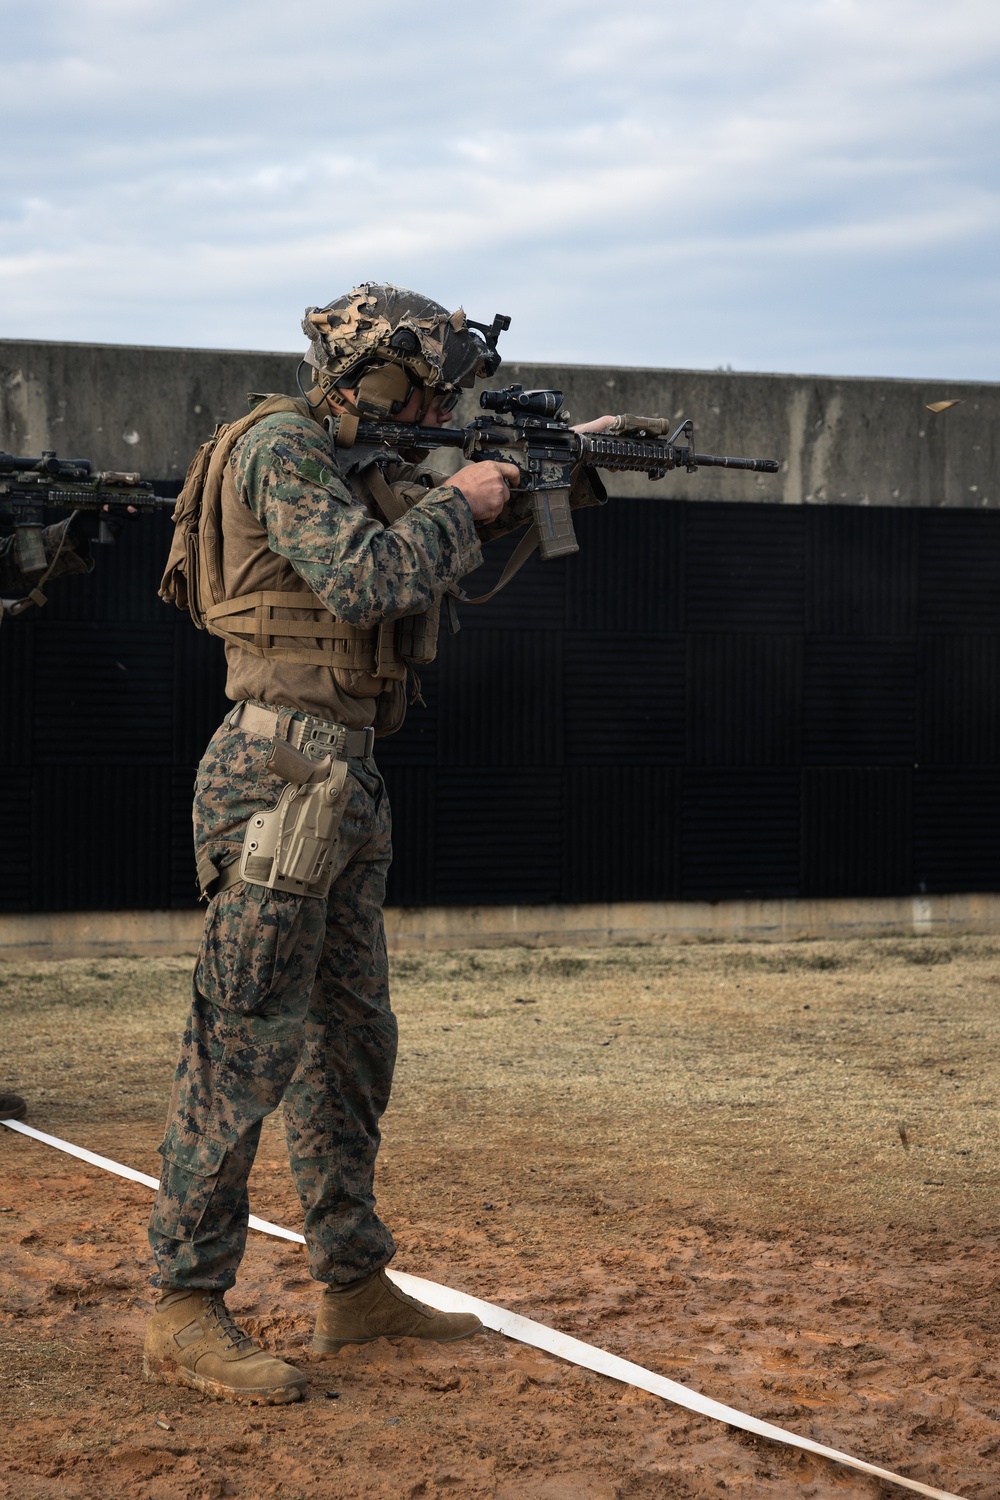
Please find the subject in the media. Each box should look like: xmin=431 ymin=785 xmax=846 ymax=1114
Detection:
xmin=0 ymin=0 xmax=998 ymax=377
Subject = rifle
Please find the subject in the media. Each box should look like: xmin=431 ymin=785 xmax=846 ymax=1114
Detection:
xmin=331 ymin=385 xmax=781 ymax=562
xmin=0 ymin=449 xmax=174 ymax=575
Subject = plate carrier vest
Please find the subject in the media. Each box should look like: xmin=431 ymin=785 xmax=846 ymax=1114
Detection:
xmin=159 ymin=396 xmax=441 ymax=732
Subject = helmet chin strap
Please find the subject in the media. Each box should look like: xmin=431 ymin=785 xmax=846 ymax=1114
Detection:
xmin=294 ymin=366 xmax=364 ymax=444
xmin=328 ymin=388 xmax=364 ymax=419
xmin=295 ymin=358 xmax=330 ymax=412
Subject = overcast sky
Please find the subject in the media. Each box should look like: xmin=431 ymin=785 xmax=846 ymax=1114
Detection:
xmin=1 ymin=0 xmax=998 ymax=378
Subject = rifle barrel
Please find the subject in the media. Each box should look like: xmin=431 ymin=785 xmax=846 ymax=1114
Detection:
xmin=692 ymin=454 xmax=780 ymax=473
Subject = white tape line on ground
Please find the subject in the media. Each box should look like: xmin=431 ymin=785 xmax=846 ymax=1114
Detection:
xmin=0 ymin=1116 xmax=965 ymax=1500
xmin=0 ymin=1119 xmax=302 ymax=1243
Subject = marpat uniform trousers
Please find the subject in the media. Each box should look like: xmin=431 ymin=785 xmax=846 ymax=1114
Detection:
xmin=148 ymin=714 xmax=396 ymax=1289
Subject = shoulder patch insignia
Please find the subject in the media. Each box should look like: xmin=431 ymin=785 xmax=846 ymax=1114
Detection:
xmin=298 ymin=458 xmax=343 ymax=491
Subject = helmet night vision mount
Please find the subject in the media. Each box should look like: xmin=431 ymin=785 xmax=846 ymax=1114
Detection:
xmin=302 ymin=285 xmax=511 ymax=420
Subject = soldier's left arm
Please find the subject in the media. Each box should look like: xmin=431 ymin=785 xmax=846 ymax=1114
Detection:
xmin=0 ymin=518 xmax=93 ymax=596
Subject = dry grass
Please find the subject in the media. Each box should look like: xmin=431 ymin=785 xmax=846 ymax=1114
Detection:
xmin=4 ymin=934 xmax=998 ymax=1229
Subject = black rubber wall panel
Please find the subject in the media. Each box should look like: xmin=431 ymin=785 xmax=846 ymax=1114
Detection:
xmin=2 ymin=496 xmax=999 ymax=911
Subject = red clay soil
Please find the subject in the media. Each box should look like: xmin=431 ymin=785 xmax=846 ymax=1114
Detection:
xmin=4 ymin=939 xmax=1000 ymax=1498
xmin=1 ymin=1123 xmax=998 ymax=1500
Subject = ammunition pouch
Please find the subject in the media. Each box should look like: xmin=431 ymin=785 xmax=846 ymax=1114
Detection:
xmin=395 ymin=599 xmax=441 ymax=664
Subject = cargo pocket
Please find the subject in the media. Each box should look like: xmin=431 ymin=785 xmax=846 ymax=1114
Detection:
xmin=151 ymin=1123 xmax=228 ymax=1242
xmin=195 ymin=885 xmax=323 ymax=1018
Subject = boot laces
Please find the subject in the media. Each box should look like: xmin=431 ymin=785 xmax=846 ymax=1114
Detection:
xmin=205 ymin=1294 xmax=255 ymax=1353
xmin=394 ymin=1285 xmax=430 ymax=1313
xmin=383 ymin=1277 xmax=434 ymax=1317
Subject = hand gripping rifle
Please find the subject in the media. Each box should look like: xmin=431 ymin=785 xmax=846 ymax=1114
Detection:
xmin=332 ymin=384 xmax=781 ymax=562
xmin=0 ymin=449 xmax=174 ymax=575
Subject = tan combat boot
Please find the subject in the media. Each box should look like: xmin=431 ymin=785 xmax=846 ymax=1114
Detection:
xmin=312 ymin=1270 xmax=483 ymax=1354
xmin=144 ymin=1289 xmax=306 ymax=1404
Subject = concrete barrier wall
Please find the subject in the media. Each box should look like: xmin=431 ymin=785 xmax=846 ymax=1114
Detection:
xmin=3 ymin=895 xmax=1000 ymax=962
xmin=1 ymin=337 xmax=998 ymax=505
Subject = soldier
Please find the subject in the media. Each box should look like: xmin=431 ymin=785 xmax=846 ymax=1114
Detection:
xmin=0 ymin=515 xmax=94 ymax=619
xmin=1 ymin=515 xmax=98 ymax=1119
xmin=146 ymin=284 xmax=612 ymax=1404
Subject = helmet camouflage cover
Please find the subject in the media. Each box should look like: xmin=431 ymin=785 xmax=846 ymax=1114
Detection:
xmin=302 ymin=283 xmax=506 ymax=402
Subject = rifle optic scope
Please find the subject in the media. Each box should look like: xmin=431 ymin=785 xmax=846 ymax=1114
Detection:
xmin=0 ymin=450 xmax=93 ymax=478
xmin=480 ymin=386 xmax=564 ymax=419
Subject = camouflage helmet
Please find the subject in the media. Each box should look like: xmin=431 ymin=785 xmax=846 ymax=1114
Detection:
xmin=302 ymin=283 xmax=508 ymax=414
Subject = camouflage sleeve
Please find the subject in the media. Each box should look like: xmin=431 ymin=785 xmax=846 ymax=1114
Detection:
xmin=474 ymin=462 xmax=607 ymax=543
xmin=0 ymin=519 xmax=93 ymax=596
xmin=231 ymin=414 xmax=484 ymax=628
xmin=40 ymin=518 xmax=95 ymax=581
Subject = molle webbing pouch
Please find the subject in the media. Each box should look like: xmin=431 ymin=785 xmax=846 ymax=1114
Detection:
xmin=160 ymin=394 xmax=311 ymax=625
xmin=204 ymin=589 xmax=379 ymax=669
xmin=239 ymin=742 xmax=352 ymax=900
xmin=395 ymin=601 xmax=441 ymax=664
xmin=373 ymin=679 xmax=407 ymax=737
xmin=159 ymin=432 xmax=217 ymax=620
xmin=374 ymin=621 xmax=406 ymax=681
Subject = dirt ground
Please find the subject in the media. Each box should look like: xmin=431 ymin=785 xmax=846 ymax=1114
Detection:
xmin=1 ymin=936 xmax=999 ymax=1500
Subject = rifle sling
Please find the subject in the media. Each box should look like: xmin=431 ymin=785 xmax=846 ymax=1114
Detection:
xmin=2 ymin=510 xmax=80 ymax=620
xmin=460 ymin=523 xmax=540 ymax=605
xmin=364 ymin=468 xmax=411 ymax=524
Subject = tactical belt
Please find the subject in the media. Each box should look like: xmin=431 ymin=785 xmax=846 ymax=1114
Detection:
xmin=229 ymin=700 xmax=375 ymax=761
